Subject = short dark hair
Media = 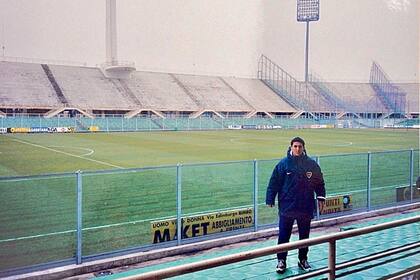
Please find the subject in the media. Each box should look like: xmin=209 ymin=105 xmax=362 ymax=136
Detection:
xmin=291 ymin=137 xmax=305 ymax=147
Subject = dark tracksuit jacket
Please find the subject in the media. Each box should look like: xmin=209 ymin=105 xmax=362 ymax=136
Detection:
xmin=266 ymin=148 xmax=326 ymax=218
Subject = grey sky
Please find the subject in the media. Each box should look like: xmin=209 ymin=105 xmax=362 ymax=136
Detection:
xmin=0 ymin=0 xmax=418 ymax=81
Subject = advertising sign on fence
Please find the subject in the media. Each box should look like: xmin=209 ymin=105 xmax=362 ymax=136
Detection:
xmin=151 ymin=208 xmax=253 ymax=243
xmin=4 ymin=126 xmax=76 ymax=133
xmin=396 ymin=186 xmax=420 ymax=202
xmin=321 ymin=195 xmax=352 ymax=215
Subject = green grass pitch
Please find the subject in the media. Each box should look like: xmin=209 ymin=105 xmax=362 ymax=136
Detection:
xmin=0 ymin=128 xmax=418 ymax=270
xmin=0 ymin=129 xmax=418 ymax=176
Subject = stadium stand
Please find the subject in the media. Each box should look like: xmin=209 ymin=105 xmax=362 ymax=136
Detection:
xmin=123 ymin=71 xmax=200 ymax=113
xmin=0 ymin=61 xmax=418 ymax=121
xmin=41 ymin=64 xmax=69 ymax=106
xmin=172 ymin=74 xmax=253 ymax=113
xmin=222 ymin=77 xmax=295 ymax=114
xmin=323 ymin=83 xmax=388 ymax=114
xmin=48 ymin=65 xmax=136 ymax=111
xmin=305 ymin=83 xmax=335 ymax=112
xmin=397 ymin=83 xmax=419 ymax=116
xmin=0 ymin=62 xmax=62 ymax=109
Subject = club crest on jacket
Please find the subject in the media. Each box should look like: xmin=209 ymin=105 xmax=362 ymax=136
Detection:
xmin=306 ymin=171 xmax=312 ymax=179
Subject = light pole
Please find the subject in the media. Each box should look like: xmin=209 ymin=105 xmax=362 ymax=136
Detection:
xmin=1 ymin=19 xmax=5 ymax=57
xmin=297 ymin=0 xmax=320 ymax=82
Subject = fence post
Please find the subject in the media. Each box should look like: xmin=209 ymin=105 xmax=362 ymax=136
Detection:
xmin=409 ymin=149 xmax=414 ymax=202
xmin=315 ymin=156 xmax=321 ymax=220
xmin=328 ymin=240 xmax=336 ymax=280
xmin=76 ymin=170 xmax=83 ymax=265
xmin=253 ymin=159 xmax=258 ymax=232
xmin=367 ymin=152 xmax=372 ymax=211
xmin=176 ymin=164 xmax=182 ymax=246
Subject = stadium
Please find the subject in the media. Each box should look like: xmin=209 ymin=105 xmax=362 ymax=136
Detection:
xmin=0 ymin=0 xmax=419 ymax=279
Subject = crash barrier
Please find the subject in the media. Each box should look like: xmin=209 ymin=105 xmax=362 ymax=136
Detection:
xmin=0 ymin=149 xmax=418 ymax=276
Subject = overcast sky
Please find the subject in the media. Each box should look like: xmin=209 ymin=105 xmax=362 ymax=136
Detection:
xmin=0 ymin=0 xmax=418 ymax=81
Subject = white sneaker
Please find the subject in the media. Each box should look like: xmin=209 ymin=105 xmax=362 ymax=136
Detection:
xmin=276 ymin=259 xmax=287 ymax=274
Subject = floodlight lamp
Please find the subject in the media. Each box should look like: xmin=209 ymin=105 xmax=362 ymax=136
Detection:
xmin=297 ymin=0 xmax=320 ymax=22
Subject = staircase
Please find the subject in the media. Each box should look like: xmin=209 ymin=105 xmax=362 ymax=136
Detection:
xmin=110 ymin=79 xmax=143 ymax=107
xmin=41 ymin=64 xmax=69 ymax=106
xmin=169 ymin=74 xmax=202 ymax=107
xmin=290 ymin=110 xmax=305 ymax=119
xmin=245 ymin=110 xmax=258 ymax=118
xmin=369 ymin=62 xmax=406 ymax=114
xmin=258 ymin=55 xmax=310 ymax=111
xmin=44 ymin=107 xmax=66 ymax=118
xmin=309 ymin=73 xmax=347 ymax=111
xmin=150 ymin=118 xmax=163 ymax=129
xmin=75 ymin=119 xmax=89 ymax=131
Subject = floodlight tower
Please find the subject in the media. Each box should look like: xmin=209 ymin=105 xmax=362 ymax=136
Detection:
xmin=297 ymin=0 xmax=320 ymax=82
xmin=106 ymin=0 xmax=118 ymax=65
xmin=101 ymin=0 xmax=135 ymax=79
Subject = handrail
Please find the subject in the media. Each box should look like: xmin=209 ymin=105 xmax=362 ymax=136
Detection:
xmin=119 ymin=215 xmax=420 ymax=280
xmin=258 ymin=55 xmax=310 ymax=110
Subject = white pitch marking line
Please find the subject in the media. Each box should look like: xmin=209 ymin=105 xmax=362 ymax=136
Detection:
xmin=48 ymin=145 xmax=95 ymax=157
xmin=334 ymin=142 xmax=353 ymax=147
xmin=12 ymin=138 xmax=124 ymax=169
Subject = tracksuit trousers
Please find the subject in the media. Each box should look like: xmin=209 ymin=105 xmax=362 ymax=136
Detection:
xmin=277 ymin=214 xmax=312 ymax=261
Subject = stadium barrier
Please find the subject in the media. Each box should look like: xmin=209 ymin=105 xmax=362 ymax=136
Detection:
xmin=0 ymin=149 xmax=418 ymax=276
xmin=116 ymin=215 xmax=420 ymax=280
xmin=1 ymin=115 xmax=417 ymax=133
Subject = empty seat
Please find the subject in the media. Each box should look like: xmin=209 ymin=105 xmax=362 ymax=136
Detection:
xmin=0 ymin=62 xmax=61 ymax=108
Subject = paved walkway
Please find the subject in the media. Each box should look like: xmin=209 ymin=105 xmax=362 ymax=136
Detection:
xmin=95 ymin=211 xmax=419 ymax=280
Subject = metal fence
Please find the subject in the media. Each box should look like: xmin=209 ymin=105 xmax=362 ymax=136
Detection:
xmin=0 ymin=149 xmax=418 ymax=276
xmin=0 ymin=115 xmax=415 ymax=132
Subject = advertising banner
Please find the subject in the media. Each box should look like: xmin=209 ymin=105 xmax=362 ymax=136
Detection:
xmin=396 ymin=186 xmax=420 ymax=202
xmin=89 ymin=126 xmax=99 ymax=132
xmin=8 ymin=127 xmax=30 ymax=133
xmin=151 ymin=208 xmax=253 ymax=244
xmin=49 ymin=127 xmax=76 ymax=133
xmin=29 ymin=127 xmax=50 ymax=133
xmin=320 ymin=195 xmax=352 ymax=215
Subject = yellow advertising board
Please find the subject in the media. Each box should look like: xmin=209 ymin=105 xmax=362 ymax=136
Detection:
xmin=396 ymin=186 xmax=420 ymax=202
xmin=89 ymin=126 xmax=99 ymax=132
xmin=151 ymin=208 xmax=253 ymax=243
xmin=321 ymin=195 xmax=352 ymax=215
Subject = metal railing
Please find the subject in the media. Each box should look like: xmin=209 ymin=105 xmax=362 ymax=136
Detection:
xmin=370 ymin=62 xmax=406 ymax=114
xmin=118 ymin=215 xmax=420 ymax=280
xmin=309 ymin=72 xmax=347 ymax=112
xmin=258 ymin=55 xmax=310 ymax=110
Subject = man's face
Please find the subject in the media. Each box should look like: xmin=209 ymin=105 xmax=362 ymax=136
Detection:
xmin=291 ymin=141 xmax=304 ymax=157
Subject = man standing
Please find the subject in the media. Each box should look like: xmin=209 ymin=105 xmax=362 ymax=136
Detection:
xmin=266 ymin=137 xmax=326 ymax=274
